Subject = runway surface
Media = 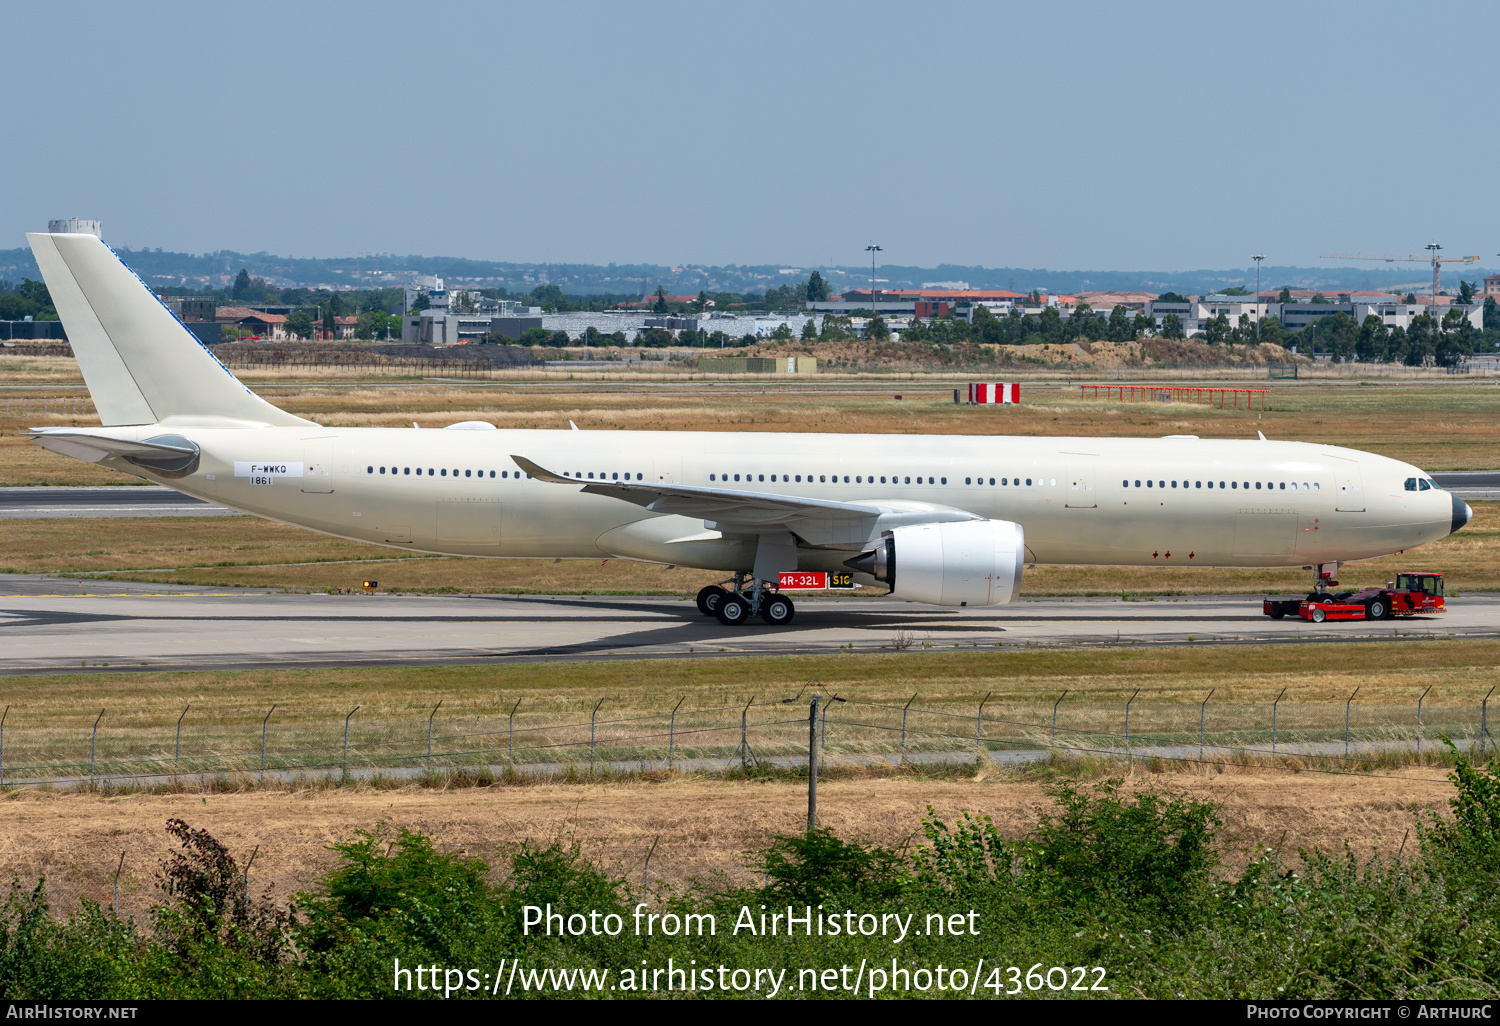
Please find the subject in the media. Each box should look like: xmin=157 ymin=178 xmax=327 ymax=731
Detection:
xmin=0 ymin=471 xmax=1492 ymax=520
xmin=1 ymin=575 xmax=1495 ymax=674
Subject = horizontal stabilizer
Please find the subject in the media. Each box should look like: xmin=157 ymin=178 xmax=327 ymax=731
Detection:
xmin=28 ymin=428 xmax=198 ymax=469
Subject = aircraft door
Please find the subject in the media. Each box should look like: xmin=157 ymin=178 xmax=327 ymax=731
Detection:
xmin=1333 ymin=466 xmax=1364 ymax=512
xmin=302 ymin=441 xmax=334 ymax=493
xmin=1064 ymin=459 xmax=1098 ymax=509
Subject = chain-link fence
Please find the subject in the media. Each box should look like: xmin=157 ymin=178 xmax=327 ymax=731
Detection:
xmin=0 ymin=687 xmax=1491 ymax=788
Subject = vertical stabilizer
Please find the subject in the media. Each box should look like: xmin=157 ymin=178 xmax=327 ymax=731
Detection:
xmin=25 ymin=232 xmax=314 ymax=428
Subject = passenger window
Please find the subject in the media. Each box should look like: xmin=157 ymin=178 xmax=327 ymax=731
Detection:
xmin=843 ymin=476 xmax=850 ymax=483
xmin=1255 ymin=482 xmax=1261 ymax=489
xmin=1279 ymin=482 xmax=1285 ymax=490
xmin=710 ymin=474 xmax=716 ymax=481
xmin=1171 ymin=481 xmax=1177 ymax=488
xmin=1147 ymin=480 xmax=1153 ymax=488
xmin=880 ymin=476 xmax=886 ymax=483
xmin=1027 ymin=478 xmax=1033 ymax=486
xmin=367 ymin=466 xmax=373 ymax=474
xmin=1231 ymin=482 xmax=1236 ymax=489
xmin=1134 ymin=480 xmax=1141 ymax=487
xmin=502 ymin=471 xmax=508 ymax=478
xmin=904 ymin=476 xmax=910 ymax=484
xmin=465 ymin=469 xmax=472 ymax=477
xmin=941 ymin=477 xmax=947 ymax=484
xmin=379 ymin=466 xmax=386 ymax=474
xmin=1196 ymin=481 xmax=1201 ymax=488
xmin=820 ymin=475 xmax=826 ymax=483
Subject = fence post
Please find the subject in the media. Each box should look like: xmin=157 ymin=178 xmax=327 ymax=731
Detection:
xmin=1345 ymin=687 xmax=1360 ymax=760
xmin=976 ymin=691 xmax=992 ymax=744
xmin=508 ymin=698 xmax=521 ymax=761
xmin=820 ymin=694 xmax=840 ymax=752
xmin=1417 ymin=685 xmax=1432 ymax=754
xmin=807 ymin=696 xmax=820 ymax=832
xmin=427 ymin=700 xmax=443 ymax=769
xmin=175 ymin=704 xmax=190 ymax=774
xmin=668 ymin=696 xmax=684 ymax=764
xmin=112 ymin=851 xmax=125 ymax=917
xmin=90 ymin=708 xmax=105 ymax=780
xmin=739 ymin=695 xmax=755 ymax=769
xmin=590 ymin=698 xmax=605 ymax=765
xmin=1271 ymin=687 xmax=1287 ymax=753
xmin=1483 ymin=687 xmax=1495 ymax=761
xmin=260 ymin=704 xmax=275 ymax=772
xmin=1052 ymin=689 xmax=1069 ymax=746
xmin=1199 ymin=688 xmax=1214 ymax=754
xmin=0 ymin=705 xmax=7 ymax=787
xmin=342 ymin=706 xmax=359 ymax=777
xmin=901 ymin=693 xmax=917 ymax=755
xmin=642 ymin=834 xmax=660 ymax=899
xmin=1125 ymin=689 xmax=1140 ymax=762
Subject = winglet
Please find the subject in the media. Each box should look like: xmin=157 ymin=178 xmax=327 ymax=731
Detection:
xmin=570 ymin=420 xmax=579 ymax=431
xmin=1257 ymin=430 xmax=1267 ymax=441
xmin=510 ymin=455 xmax=575 ymax=484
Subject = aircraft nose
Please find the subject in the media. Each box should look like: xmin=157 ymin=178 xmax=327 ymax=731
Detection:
xmin=1451 ymin=492 xmax=1473 ymax=535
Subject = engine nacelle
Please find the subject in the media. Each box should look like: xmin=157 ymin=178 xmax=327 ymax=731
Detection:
xmin=845 ymin=520 xmax=1025 ymax=607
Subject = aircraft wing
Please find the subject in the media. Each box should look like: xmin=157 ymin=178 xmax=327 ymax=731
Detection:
xmin=510 ymin=455 xmax=978 ymax=541
xmin=28 ymin=428 xmax=198 ymax=466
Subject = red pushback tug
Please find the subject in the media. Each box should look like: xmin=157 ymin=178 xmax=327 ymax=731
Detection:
xmin=1263 ymin=572 xmax=1445 ymax=623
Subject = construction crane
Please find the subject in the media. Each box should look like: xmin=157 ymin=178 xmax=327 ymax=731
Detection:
xmin=1319 ymin=244 xmax=1481 ymax=309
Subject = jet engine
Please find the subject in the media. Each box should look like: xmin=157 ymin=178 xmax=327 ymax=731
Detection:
xmin=845 ymin=519 xmax=1025 ymax=607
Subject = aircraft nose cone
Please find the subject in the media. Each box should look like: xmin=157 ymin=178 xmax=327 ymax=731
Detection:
xmin=1451 ymin=492 xmax=1473 ymax=535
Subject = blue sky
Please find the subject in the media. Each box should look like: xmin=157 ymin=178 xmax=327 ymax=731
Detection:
xmin=6 ymin=0 xmax=1495 ymax=272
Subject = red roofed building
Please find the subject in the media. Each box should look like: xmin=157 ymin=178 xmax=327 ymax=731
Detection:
xmin=215 ymin=306 xmax=287 ymax=339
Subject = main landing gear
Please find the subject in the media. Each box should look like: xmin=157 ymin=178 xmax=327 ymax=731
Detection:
xmin=695 ymin=574 xmax=795 ymax=626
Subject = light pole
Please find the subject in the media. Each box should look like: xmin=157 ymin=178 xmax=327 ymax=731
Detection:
xmin=1253 ymin=254 xmax=1265 ymax=344
xmin=865 ymin=243 xmax=882 ymax=318
xmin=1427 ymin=242 xmax=1442 ymax=313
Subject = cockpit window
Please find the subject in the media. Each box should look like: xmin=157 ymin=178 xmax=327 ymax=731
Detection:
xmin=1418 ymin=479 xmax=1430 ymax=491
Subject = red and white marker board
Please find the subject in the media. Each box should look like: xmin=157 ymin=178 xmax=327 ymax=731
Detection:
xmin=777 ymin=572 xmax=855 ymax=590
xmin=968 ymin=382 xmax=1019 ymax=404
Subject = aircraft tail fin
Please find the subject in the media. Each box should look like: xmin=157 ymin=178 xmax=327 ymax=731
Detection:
xmin=26 ymin=232 xmax=314 ymax=428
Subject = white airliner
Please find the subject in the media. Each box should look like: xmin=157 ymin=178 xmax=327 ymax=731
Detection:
xmin=24 ymin=231 xmax=1472 ymax=625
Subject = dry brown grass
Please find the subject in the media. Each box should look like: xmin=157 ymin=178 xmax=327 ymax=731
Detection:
xmin=0 ymin=768 xmax=1457 ymax=916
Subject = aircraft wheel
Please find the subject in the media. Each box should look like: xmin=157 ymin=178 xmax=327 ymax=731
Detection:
xmin=1270 ymin=611 xmax=1285 ymax=620
xmin=760 ymin=593 xmax=795 ymax=626
xmin=714 ymin=593 xmax=751 ymax=626
xmin=1310 ymin=608 xmax=1326 ymax=623
xmin=696 ymin=585 xmax=727 ymax=617
xmin=1367 ymin=598 xmax=1388 ymax=620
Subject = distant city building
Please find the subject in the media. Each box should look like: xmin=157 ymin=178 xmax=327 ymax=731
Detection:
xmin=1076 ymin=291 xmax=1156 ymax=311
xmin=810 ymin=288 xmax=1027 ymax=318
xmin=1485 ymin=274 xmax=1500 ymax=299
xmin=402 ymin=311 xmax=544 ymax=344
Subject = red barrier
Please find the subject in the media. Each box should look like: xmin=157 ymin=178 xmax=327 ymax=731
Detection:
xmin=1079 ymin=384 xmax=1268 ymax=410
xmin=968 ymin=382 xmax=1020 ymax=404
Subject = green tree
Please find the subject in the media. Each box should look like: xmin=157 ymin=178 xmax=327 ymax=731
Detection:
xmin=1204 ymin=312 xmax=1231 ymax=345
xmin=1485 ymin=296 xmax=1499 ymax=330
xmin=1458 ymin=280 xmax=1477 ymax=305
xmin=800 ymin=318 xmax=818 ymax=340
xmin=694 ymin=291 xmax=709 ymax=313
xmin=806 ymin=270 xmax=830 ymax=302
xmin=519 ymin=327 xmax=552 ymax=346
xmin=652 ymin=285 xmax=668 ymax=315
xmin=1404 ymin=293 xmax=1418 ymax=305
xmin=1438 ymin=308 xmax=1475 ymax=368
xmin=1256 ymin=314 xmax=1285 ymax=348
xmin=321 ymin=305 xmax=335 ymax=339
xmin=232 ymin=269 xmax=253 ymax=301
xmin=1405 ymin=313 xmax=1437 ymax=365
xmin=1277 ymin=287 xmax=1293 ymax=305
xmin=1160 ymin=312 xmax=1185 ymax=339
xmin=410 ymin=292 xmax=430 ymax=313
xmin=1320 ymin=311 xmax=1357 ymax=362
xmin=866 ymin=315 xmax=890 ymax=341
xmin=1309 ymin=293 xmax=1330 ymax=304
xmin=1107 ymin=305 xmax=1133 ymax=342
xmin=1356 ymin=314 xmax=1388 ymax=362
xmin=1218 ymin=286 xmax=1250 ymax=296
xmin=285 ymin=310 xmax=316 ymax=340
xmin=1157 ymin=291 xmax=1190 ymax=304
xmin=1385 ymin=325 xmax=1408 ymax=363
xmin=1038 ymin=305 xmax=1063 ymax=342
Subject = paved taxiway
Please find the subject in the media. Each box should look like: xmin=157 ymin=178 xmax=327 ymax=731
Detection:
xmin=1 ymin=575 xmax=1494 ymax=673
xmin=0 ymin=486 xmax=236 ymax=518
